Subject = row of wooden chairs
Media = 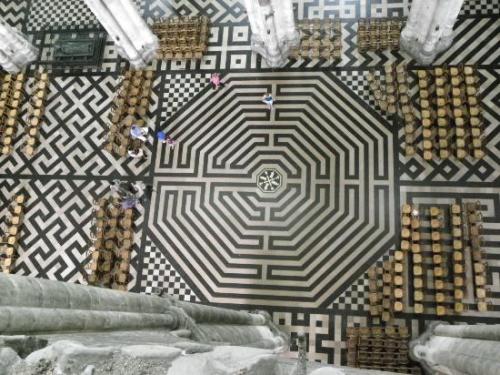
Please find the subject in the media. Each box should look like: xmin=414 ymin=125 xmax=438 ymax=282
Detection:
xmin=392 ymin=64 xmax=416 ymax=156
xmin=347 ymin=326 xmax=417 ymax=372
xmin=404 ymin=203 xmax=491 ymax=315
xmin=418 ymin=66 xmax=484 ymax=160
xmin=289 ymin=43 xmax=342 ymax=60
xmin=366 ymin=71 xmax=393 ymax=113
xmin=368 ymin=266 xmax=382 ymax=317
xmin=358 ymin=19 xmax=402 ymax=52
xmin=466 ymin=202 xmax=488 ymax=312
xmin=359 ymin=366 xmax=421 ymax=374
xmin=0 ymin=73 xmax=25 ymax=155
xmin=367 ymin=261 xmax=397 ymax=321
xmin=298 ymin=19 xmax=341 ymax=37
xmin=105 ymin=70 xmax=153 ymax=157
xmin=449 ymin=204 xmax=465 ymax=313
xmin=460 ymin=67 xmax=483 ymax=159
xmin=158 ymin=45 xmax=206 ymax=60
xmin=24 ymin=72 xmax=49 ymax=157
xmin=153 ymin=16 xmax=209 ymax=61
xmin=154 ymin=15 xmax=209 ymax=30
xmin=428 ymin=206 xmax=447 ymax=316
xmin=436 ymin=67 xmax=451 ymax=159
xmin=0 ymin=194 xmax=27 ymax=274
xmin=419 ymin=70 xmax=439 ymax=160
xmin=347 ymin=326 xmax=409 ymax=339
xmin=293 ymin=19 xmax=342 ymax=61
xmin=87 ymin=197 xmax=134 ymax=290
xmin=402 ymin=204 xmax=426 ymax=314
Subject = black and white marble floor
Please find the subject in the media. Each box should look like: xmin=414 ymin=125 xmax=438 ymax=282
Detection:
xmin=0 ymin=0 xmax=499 ymax=366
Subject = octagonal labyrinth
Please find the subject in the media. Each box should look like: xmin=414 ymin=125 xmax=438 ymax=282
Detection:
xmin=150 ymin=72 xmax=396 ymax=307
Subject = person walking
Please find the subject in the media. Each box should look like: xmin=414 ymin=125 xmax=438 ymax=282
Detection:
xmin=127 ymin=148 xmax=144 ymax=159
xmin=156 ymin=130 xmax=176 ymax=149
xmin=130 ymin=124 xmax=149 ymax=142
xmin=210 ymin=73 xmax=225 ymax=90
xmin=262 ymin=93 xmax=274 ymax=110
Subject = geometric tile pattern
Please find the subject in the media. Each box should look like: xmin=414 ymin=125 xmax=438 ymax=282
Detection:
xmin=159 ymin=73 xmax=210 ymax=121
xmin=369 ymin=0 xmax=411 ymax=18
xmin=0 ymin=0 xmax=28 ymax=30
xmin=434 ymin=18 xmax=500 ymax=66
xmin=1 ymin=0 xmax=499 ymax=366
xmin=157 ymin=24 xmax=253 ymax=71
xmin=140 ymin=240 xmax=200 ymax=302
xmin=0 ymin=75 xmax=159 ymax=177
xmin=275 ymin=312 xmax=500 ymax=366
xmin=26 ymin=0 xmax=145 ymax=32
xmin=329 ymin=274 xmax=370 ymax=312
xmin=149 ymin=72 xmax=396 ymax=308
xmin=461 ymin=0 xmax=500 ymax=16
xmin=333 ymin=70 xmax=392 ymax=123
xmin=144 ymin=0 xmax=499 ymax=24
xmin=144 ymin=0 xmax=247 ymax=23
xmin=147 ymin=18 xmax=499 ymax=72
xmin=0 ymin=178 xmax=143 ymax=289
xmin=273 ymin=311 xmax=350 ymax=365
xmin=26 ymin=0 xmax=98 ymax=32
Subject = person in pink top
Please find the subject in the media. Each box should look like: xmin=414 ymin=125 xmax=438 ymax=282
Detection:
xmin=210 ymin=73 xmax=225 ymax=90
xmin=166 ymin=136 xmax=177 ymax=149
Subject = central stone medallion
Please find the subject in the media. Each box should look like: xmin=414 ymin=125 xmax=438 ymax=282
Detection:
xmin=257 ymin=168 xmax=282 ymax=193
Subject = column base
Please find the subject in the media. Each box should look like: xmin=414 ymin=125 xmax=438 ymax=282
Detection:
xmin=400 ymin=35 xmax=455 ymax=65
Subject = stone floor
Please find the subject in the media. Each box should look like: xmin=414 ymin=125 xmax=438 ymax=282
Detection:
xmin=0 ymin=0 xmax=499 ymax=366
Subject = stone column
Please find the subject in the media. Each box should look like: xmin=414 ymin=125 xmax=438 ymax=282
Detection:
xmin=0 ymin=274 xmax=287 ymax=350
xmin=410 ymin=323 xmax=500 ymax=375
xmin=0 ymin=273 xmax=172 ymax=314
xmin=400 ymin=0 xmax=465 ymax=64
xmin=243 ymin=0 xmax=299 ymax=68
xmin=0 ymin=17 xmax=38 ymax=73
xmin=176 ymin=300 xmax=265 ymax=326
xmin=84 ymin=0 xmax=158 ymax=68
xmin=0 ymin=306 xmax=175 ymax=334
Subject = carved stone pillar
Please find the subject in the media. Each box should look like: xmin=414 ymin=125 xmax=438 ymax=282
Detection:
xmin=410 ymin=322 xmax=500 ymax=375
xmin=0 ymin=273 xmax=287 ymax=349
xmin=400 ymin=0 xmax=465 ymax=64
xmin=84 ymin=0 xmax=158 ymax=68
xmin=243 ymin=0 xmax=299 ymax=67
xmin=0 ymin=17 xmax=38 ymax=73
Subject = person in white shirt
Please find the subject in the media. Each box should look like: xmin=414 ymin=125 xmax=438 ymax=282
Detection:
xmin=262 ymin=93 xmax=273 ymax=110
xmin=127 ymin=148 xmax=144 ymax=158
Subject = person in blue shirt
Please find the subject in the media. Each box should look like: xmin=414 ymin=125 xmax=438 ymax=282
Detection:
xmin=130 ymin=124 xmax=149 ymax=142
xmin=156 ymin=130 xmax=168 ymax=143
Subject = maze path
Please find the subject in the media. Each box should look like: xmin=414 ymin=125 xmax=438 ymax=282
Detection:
xmin=148 ymin=72 xmax=396 ymax=307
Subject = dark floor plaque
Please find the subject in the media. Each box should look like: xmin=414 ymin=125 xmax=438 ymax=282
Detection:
xmin=52 ymin=32 xmax=106 ymax=66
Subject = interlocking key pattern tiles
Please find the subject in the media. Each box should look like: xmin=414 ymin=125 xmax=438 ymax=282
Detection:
xmin=149 ymin=72 xmax=396 ymax=308
xmin=0 ymin=178 xmax=143 ymax=289
xmin=0 ymin=75 xmax=160 ymax=177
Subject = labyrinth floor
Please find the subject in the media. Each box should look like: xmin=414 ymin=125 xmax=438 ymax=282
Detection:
xmin=0 ymin=0 xmax=499 ymax=366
